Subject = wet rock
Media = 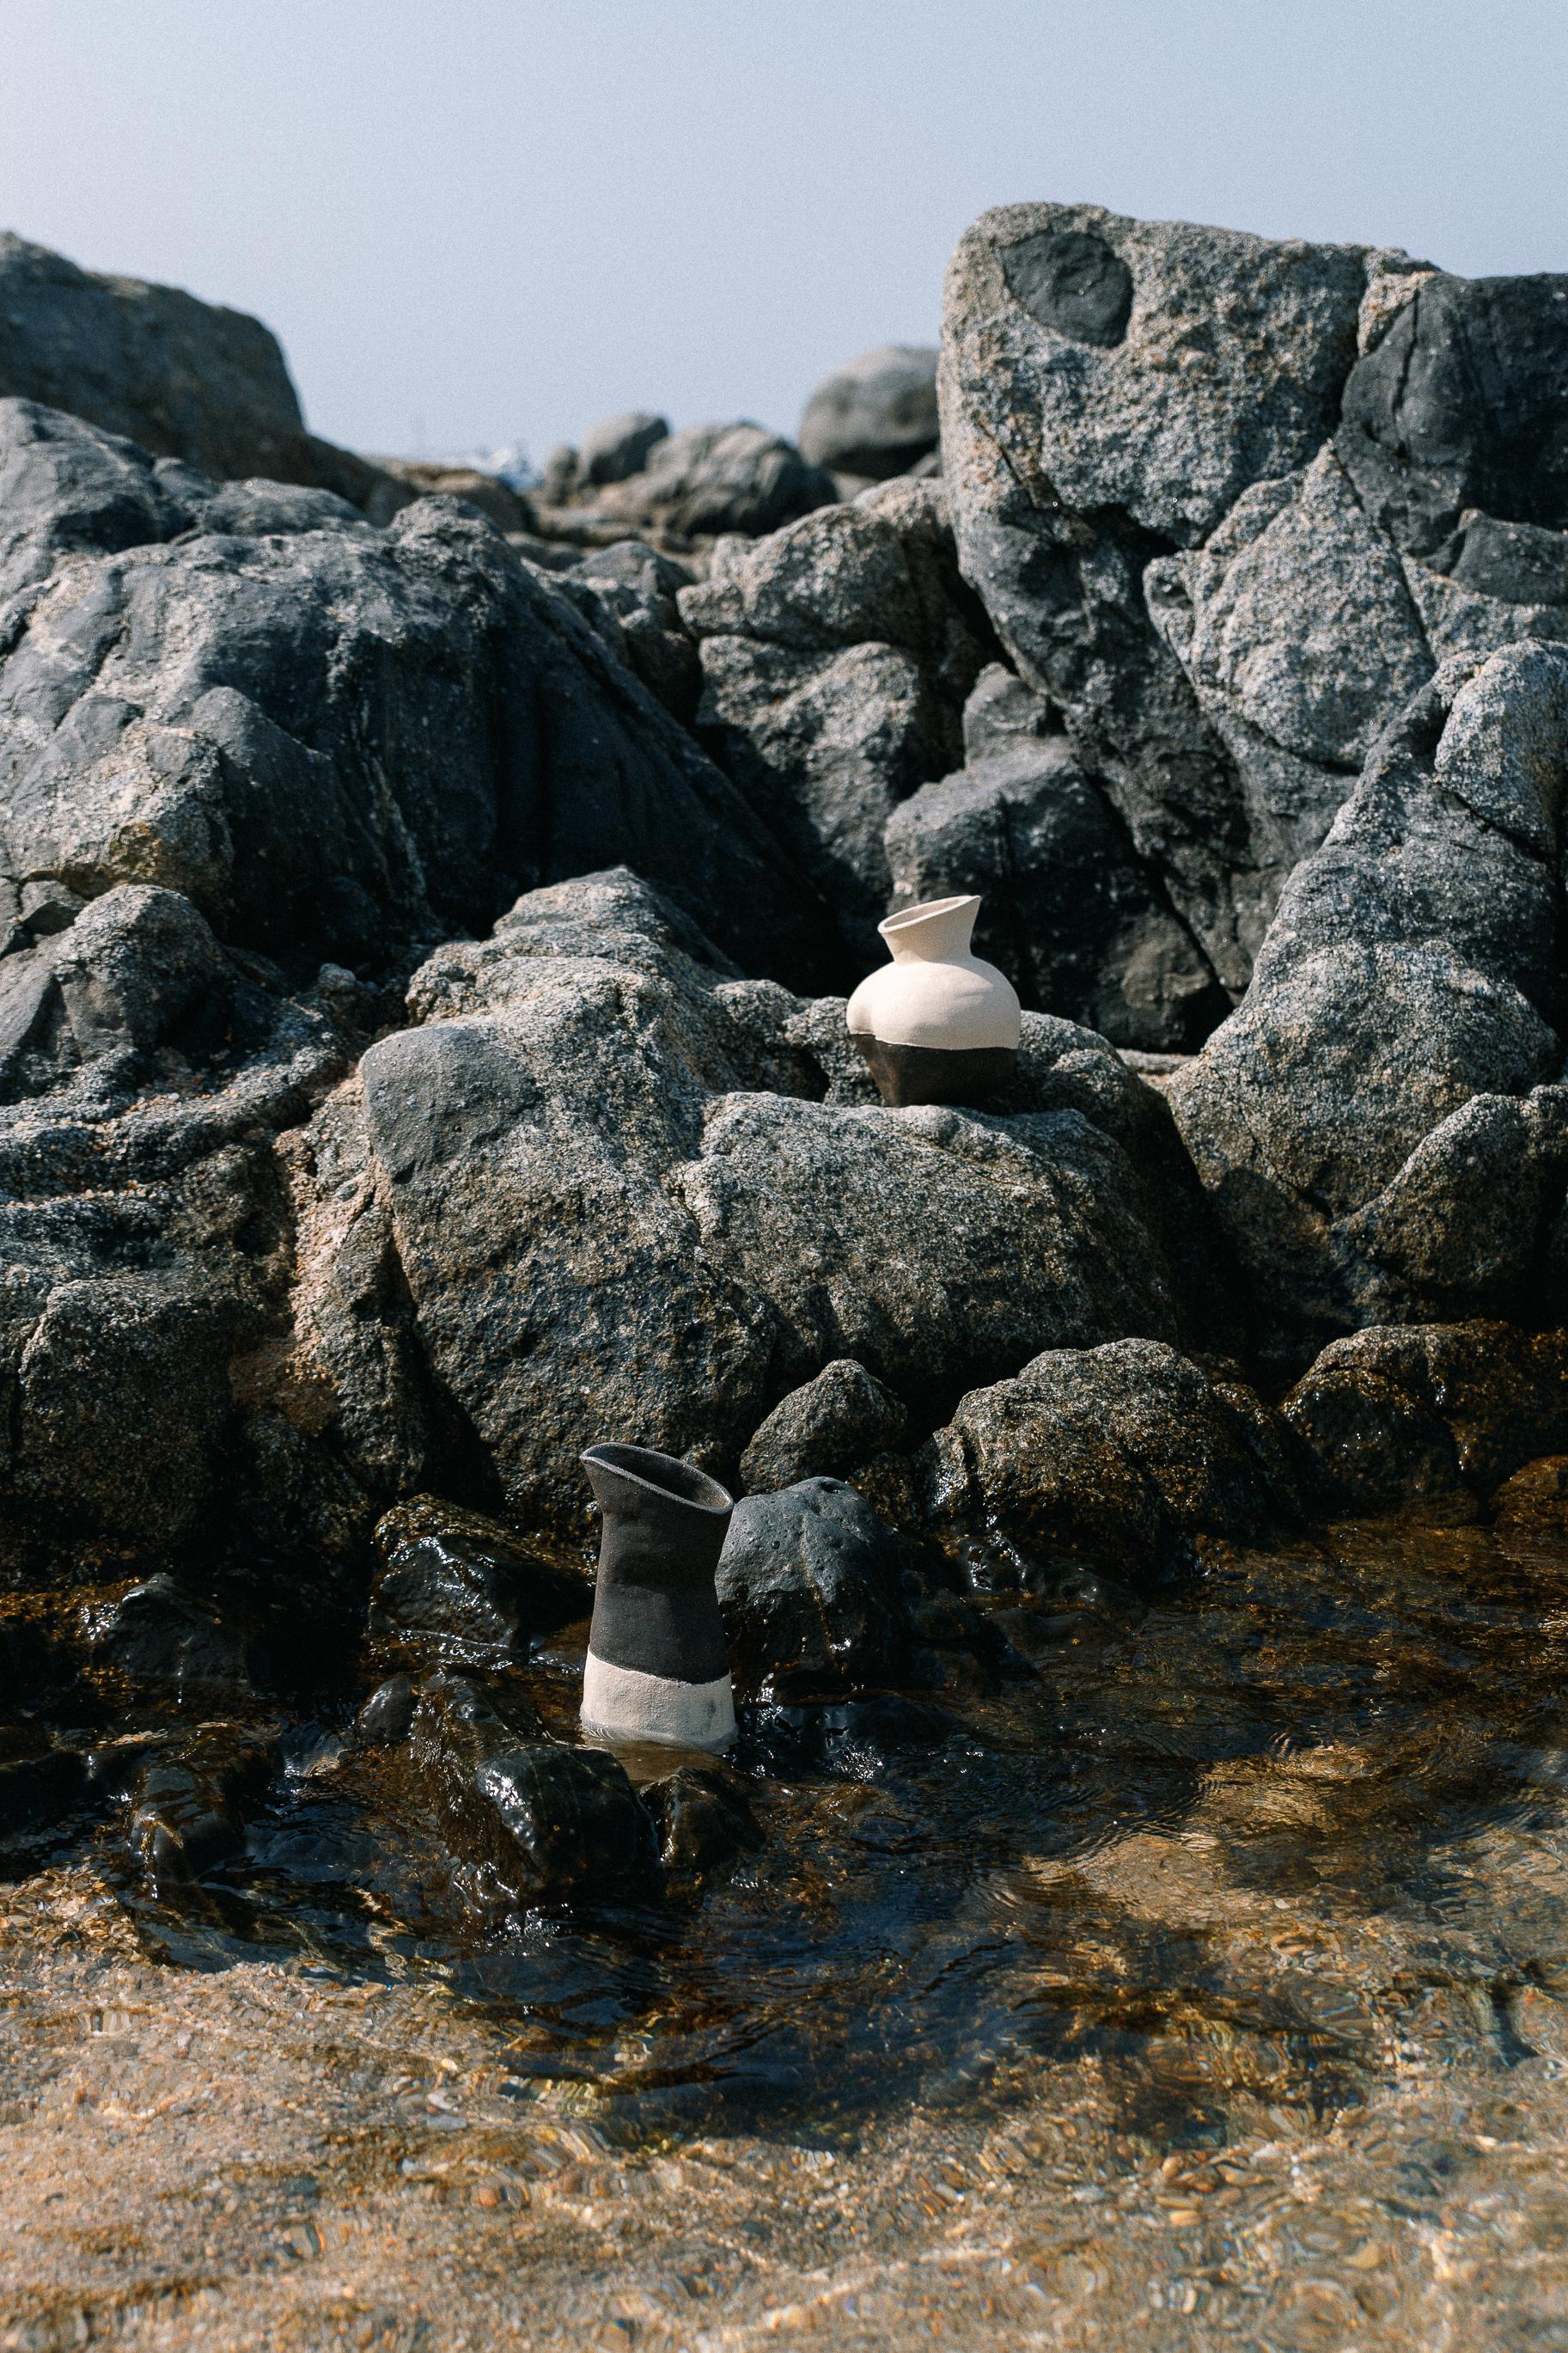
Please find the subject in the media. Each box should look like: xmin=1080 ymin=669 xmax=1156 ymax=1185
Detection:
xmin=0 ymin=1732 xmax=91 ymax=1868
xmin=1284 ymin=1323 xmax=1568 ymax=1512
xmin=578 ymin=412 xmax=669 ymax=486
xmin=1492 ymin=1456 xmax=1568 ymax=1531
xmin=918 ymin=1339 xmax=1304 ymax=1584
xmin=742 ymin=1691 xmax=964 ymax=1777
xmin=798 ymin=345 xmax=940 ymax=482
xmin=0 ymin=491 xmax=833 ymax=988
xmin=0 ymin=231 xmax=406 ymax=514
xmin=125 ymin=1723 xmax=278 ymax=1893
xmin=1169 ymin=645 xmax=1568 ymax=1359
xmin=639 ymin=1760 xmax=761 ymax=1899
xmin=310 ymin=871 xmax=1188 ymax=1537
xmin=87 ymin=1574 xmax=257 ymax=1703
xmin=717 ymin=1479 xmax=915 ymax=1696
xmin=593 ymin=422 xmax=836 ymax=540
xmin=740 ymin=1360 xmax=907 ymax=1492
xmin=368 ymin=1496 xmax=592 ymax=1673
xmin=352 ymin=1674 xmax=418 ymax=1748
xmin=886 ymin=667 xmax=1225 ymax=1048
xmin=409 ymin=1671 xmax=659 ymax=1910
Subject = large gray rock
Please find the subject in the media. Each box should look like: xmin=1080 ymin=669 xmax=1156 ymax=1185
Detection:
xmin=679 ymin=484 xmax=993 ymax=960
xmin=289 ymin=870 xmax=1202 ymax=1540
xmin=886 ymin=666 xmax=1225 ymax=1048
xmin=0 ymin=232 xmax=407 ymax=517
xmin=0 ymin=465 xmax=835 ymax=986
xmin=1169 ymin=644 xmax=1568 ymax=1362
xmin=940 ymin=202 xmax=1568 ymax=996
xmin=593 ymin=422 xmax=837 ymax=540
xmin=917 ymin=1338 xmax=1304 ymax=1584
xmin=797 ymin=345 xmax=940 ymax=481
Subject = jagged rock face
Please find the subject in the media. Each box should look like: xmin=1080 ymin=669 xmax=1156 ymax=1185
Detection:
xmin=0 ymin=414 xmax=835 ymax=987
xmin=940 ymin=203 xmax=1568 ymax=994
xmin=680 ymin=482 xmax=995 ymax=961
xmin=0 ymin=232 xmax=409 ymax=518
xmin=1170 ymin=644 xmax=1568 ymax=1362
xmin=886 ymin=667 xmax=1225 ymax=1049
xmin=290 ymin=871 xmax=1200 ymax=1540
xmin=797 ymin=346 xmax=941 ymax=482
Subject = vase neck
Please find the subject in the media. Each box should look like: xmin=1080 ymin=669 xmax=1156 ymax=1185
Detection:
xmin=879 ymin=894 xmax=981 ymax=965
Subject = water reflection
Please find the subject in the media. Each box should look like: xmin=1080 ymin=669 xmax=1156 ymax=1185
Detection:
xmin=119 ymin=1502 xmax=1568 ymax=2158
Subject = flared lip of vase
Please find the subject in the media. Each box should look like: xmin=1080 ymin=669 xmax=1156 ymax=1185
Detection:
xmin=877 ymin=894 xmax=981 ymax=948
xmin=579 ymin=1442 xmax=734 ymax=1516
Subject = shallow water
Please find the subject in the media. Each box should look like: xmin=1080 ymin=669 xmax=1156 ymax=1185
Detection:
xmin=149 ymin=1502 xmax=1568 ymax=2138
xmin=6 ymin=1499 xmax=1568 ymax=2345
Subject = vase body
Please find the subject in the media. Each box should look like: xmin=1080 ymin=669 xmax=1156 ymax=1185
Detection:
xmin=579 ymin=1444 xmax=736 ymax=1753
xmin=845 ymin=894 xmax=1021 ymax=1106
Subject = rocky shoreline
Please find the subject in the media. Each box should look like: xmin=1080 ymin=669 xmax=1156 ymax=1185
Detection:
xmin=0 ymin=199 xmax=1565 ymax=2343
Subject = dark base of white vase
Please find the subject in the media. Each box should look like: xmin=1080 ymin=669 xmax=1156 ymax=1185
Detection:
xmin=852 ymin=1035 xmax=1016 ymax=1108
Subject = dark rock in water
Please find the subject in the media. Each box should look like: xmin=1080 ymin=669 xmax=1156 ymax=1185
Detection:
xmin=352 ymin=1673 xmax=418 ymax=1748
xmin=409 ymin=1671 xmax=659 ymax=1910
xmin=717 ymin=1479 xmax=914 ymax=1696
xmin=369 ymin=1497 xmax=591 ymax=1673
xmin=578 ymin=413 xmax=669 ymax=487
xmin=124 ymin=1723 xmax=278 ymax=1893
xmin=639 ymin=1760 xmax=761 ymax=1899
xmin=87 ymin=1574 xmax=257 ymax=1703
xmin=797 ymin=346 xmax=940 ymax=482
xmin=0 ymin=232 xmax=408 ymax=516
xmin=1169 ymin=645 xmax=1568 ymax=1359
xmin=740 ymin=1360 xmax=907 ymax=1492
xmin=593 ymin=422 xmax=837 ymax=541
xmin=886 ymin=668 xmax=1225 ymax=1050
xmin=1492 ymin=1456 xmax=1568 ymax=1531
xmin=1284 ymin=1323 xmax=1568 ymax=1511
xmin=741 ymin=1691 xmax=964 ymax=1777
xmin=918 ymin=1339 xmax=1305 ymax=1584
xmin=0 ymin=1732 xmax=91 ymax=1867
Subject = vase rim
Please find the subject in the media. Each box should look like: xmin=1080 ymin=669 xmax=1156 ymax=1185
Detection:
xmin=581 ymin=1442 xmax=734 ymax=1515
xmin=878 ymin=894 xmax=980 ymax=943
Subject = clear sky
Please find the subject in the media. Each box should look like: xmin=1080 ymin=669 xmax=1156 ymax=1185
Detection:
xmin=4 ymin=0 xmax=1565 ymax=468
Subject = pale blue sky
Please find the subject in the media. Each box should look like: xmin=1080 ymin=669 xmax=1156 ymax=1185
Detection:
xmin=4 ymin=1 xmax=1565 ymax=467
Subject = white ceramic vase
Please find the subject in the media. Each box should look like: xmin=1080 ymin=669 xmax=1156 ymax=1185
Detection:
xmin=845 ymin=894 xmax=1021 ymax=1106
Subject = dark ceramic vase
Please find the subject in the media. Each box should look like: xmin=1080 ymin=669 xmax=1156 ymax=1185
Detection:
xmin=579 ymin=1443 xmax=736 ymax=1752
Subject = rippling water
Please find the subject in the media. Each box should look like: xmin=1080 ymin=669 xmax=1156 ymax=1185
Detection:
xmin=126 ymin=1494 xmax=1568 ymax=2162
